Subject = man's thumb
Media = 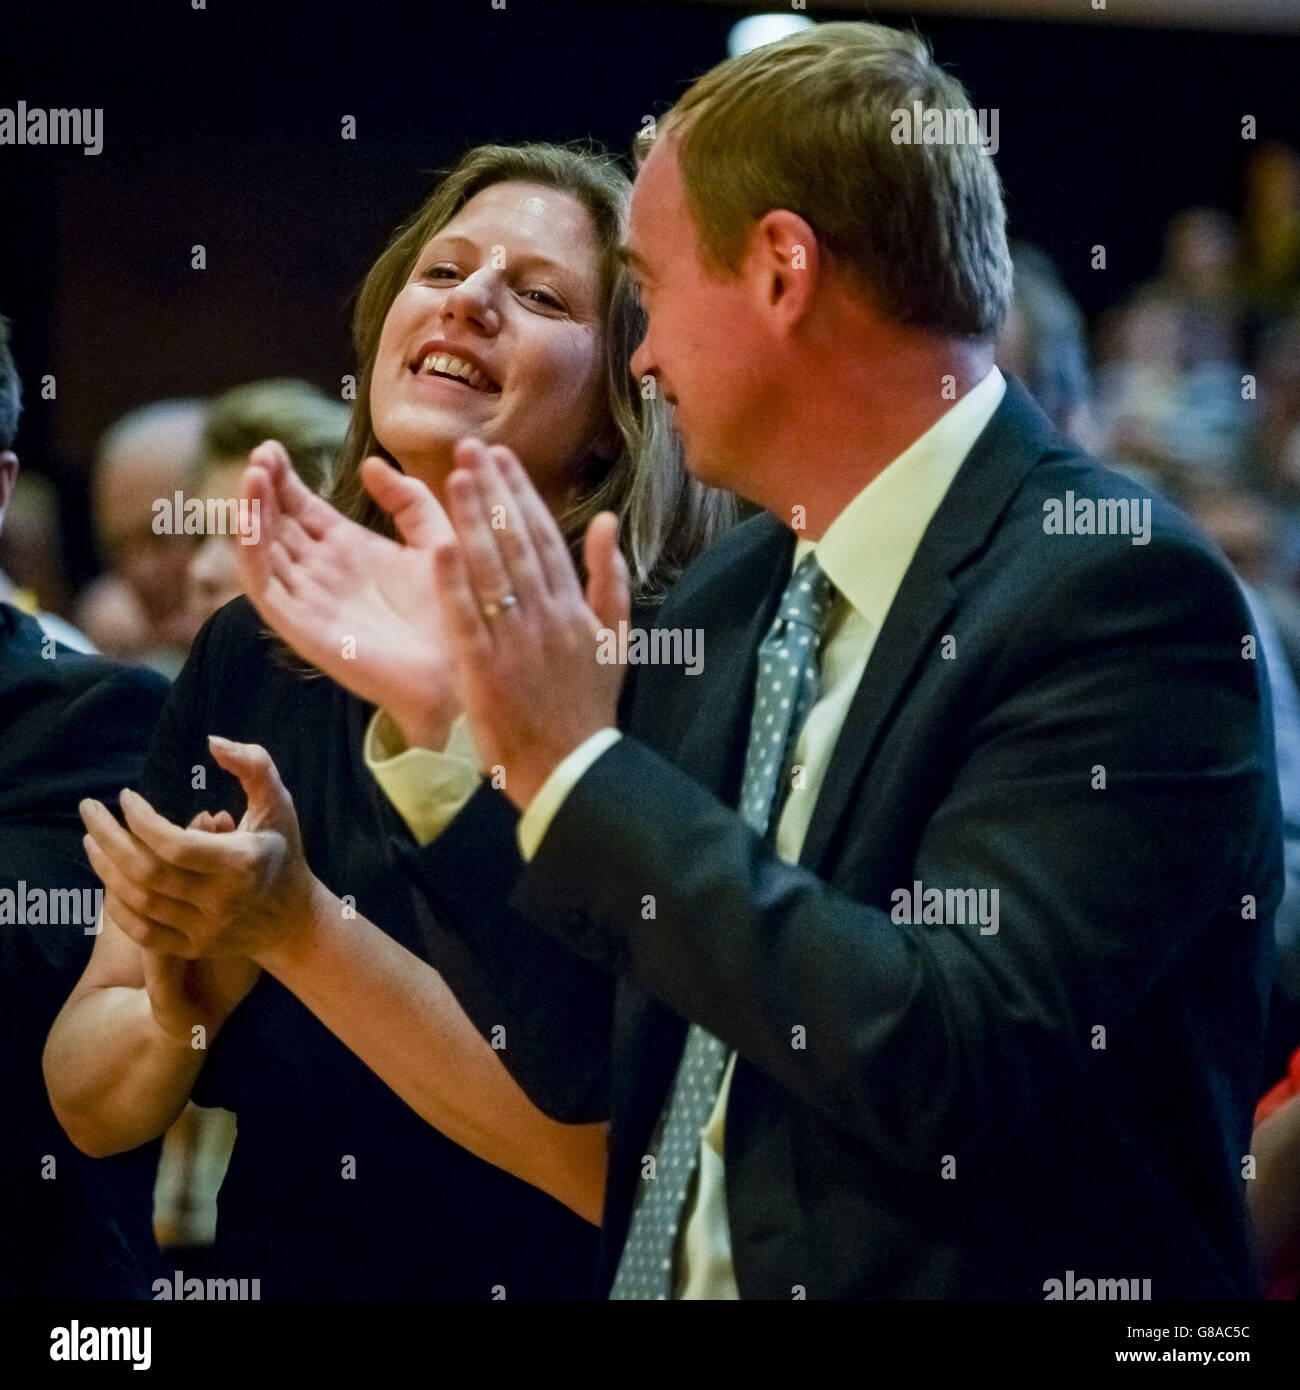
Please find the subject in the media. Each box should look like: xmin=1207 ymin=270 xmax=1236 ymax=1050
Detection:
xmin=207 ymin=736 xmax=291 ymax=832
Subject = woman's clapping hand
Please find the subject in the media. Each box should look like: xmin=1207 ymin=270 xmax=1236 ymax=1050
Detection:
xmin=80 ymin=738 xmax=331 ymax=982
xmin=237 ymin=441 xmax=461 ymax=750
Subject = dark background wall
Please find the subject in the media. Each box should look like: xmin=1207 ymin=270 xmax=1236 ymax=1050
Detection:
xmin=2 ymin=0 xmax=1298 ymax=583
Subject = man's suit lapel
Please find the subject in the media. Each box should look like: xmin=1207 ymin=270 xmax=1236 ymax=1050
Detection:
xmin=801 ymin=379 xmax=1060 ymax=872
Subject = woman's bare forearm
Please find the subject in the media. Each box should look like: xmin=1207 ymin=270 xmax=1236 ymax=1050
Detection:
xmin=258 ymin=893 xmax=607 ymax=1224
xmin=43 ymin=984 xmax=206 ymax=1158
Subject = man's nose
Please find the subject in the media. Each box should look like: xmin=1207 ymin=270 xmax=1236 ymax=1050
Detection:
xmin=630 ymin=333 xmax=653 ymax=385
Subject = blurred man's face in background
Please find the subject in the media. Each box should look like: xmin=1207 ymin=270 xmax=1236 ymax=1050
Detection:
xmin=187 ymin=458 xmax=246 ymax=627
xmin=93 ymin=406 xmax=203 ymax=630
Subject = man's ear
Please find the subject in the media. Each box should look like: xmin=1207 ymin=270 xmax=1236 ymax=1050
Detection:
xmin=752 ymin=210 xmax=820 ymax=325
xmin=0 ymin=451 xmax=18 ymax=529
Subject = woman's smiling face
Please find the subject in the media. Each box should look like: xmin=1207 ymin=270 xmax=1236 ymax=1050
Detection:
xmin=370 ymin=180 xmax=615 ymax=511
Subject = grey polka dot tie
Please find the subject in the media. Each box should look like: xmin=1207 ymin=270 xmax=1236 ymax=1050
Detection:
xmin=609 ymin=551 xmax=837 ymax=1299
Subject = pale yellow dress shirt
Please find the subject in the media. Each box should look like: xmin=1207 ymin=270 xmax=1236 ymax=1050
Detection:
xmin=367 ymin=366 xmax=1007 ymax=1297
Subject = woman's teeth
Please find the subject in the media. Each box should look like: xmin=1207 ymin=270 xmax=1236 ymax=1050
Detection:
xmin=421 ymin=352 xmax=493 ymax=391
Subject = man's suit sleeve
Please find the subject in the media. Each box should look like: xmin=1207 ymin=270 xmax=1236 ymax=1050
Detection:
xmin=508 ymin=533 xmax=1282 ymax=1171
xmin=385 ymin=615 xmax=658 ymax=1122
xmin=1 ymin=646 xmax=169 ymax=1296
xmin=393 ymin=783 xmax=615 ymax=1124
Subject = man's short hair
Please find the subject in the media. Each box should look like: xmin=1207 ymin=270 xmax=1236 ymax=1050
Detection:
xmin=198 ymin=379 xmax=349 ymax=496
xmin=656 ymin=20 xmax=1014 ymax=339
xmin=0 ymin=315 xmax=22 ymax=451
xmin=96 ymin=399 xmax=205 ymax=468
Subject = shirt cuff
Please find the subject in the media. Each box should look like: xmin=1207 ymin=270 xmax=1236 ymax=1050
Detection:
xmin=517 ymin=729 xmax=622 ymax=862
xmin=364 ymin=708 xmax=482 ymax=846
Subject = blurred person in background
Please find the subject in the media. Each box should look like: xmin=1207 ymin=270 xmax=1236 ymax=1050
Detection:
xmin=1237 ymin=313 xmax=1300 ymax=603
xmin=1093 ymin=290 xmax=1249 ymax=492
xmin=1255 ymin=313 xmax=1300 ymax=504
xmin=996 ymin=241 xmax=1093 ymax=447
xmin=187 ymin=379 xmax=348 ymax=627
xmin=1185 ymin=486 xmax=1300 ymax=685
xmin=1 ymin=459 xmax=93 ymax=653
xmin=1150 ymin=208 xmax=1244 ymax=369
xmin=1241 ymin=143 xmax=1300 ymax=324
xmin=1092 ymin=293 xmax=1189 ymax=482
xmin=0 ymin=312 xmax=169 ymax=1297
xmin=74 ymin=400 xmax=205 ymax=677
xmin=0 ymin=464 xmax=90 ymax=647
xmin=1090 ymin=204 xmax=1258 ymax=495
xmin=0 ymin=321 xmax=92 ymax=652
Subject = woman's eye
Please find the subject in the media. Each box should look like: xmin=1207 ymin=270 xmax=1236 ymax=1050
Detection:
xmin=422 ymin=264 xmax=460 ymax=282
xmin=522 ymin=288 xmax=564 ymax=311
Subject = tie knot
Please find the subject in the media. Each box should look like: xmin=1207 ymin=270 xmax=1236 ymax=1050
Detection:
xmin=776 ymin=551 xmax=836 ymax=634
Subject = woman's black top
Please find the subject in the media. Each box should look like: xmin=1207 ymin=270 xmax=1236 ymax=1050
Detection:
xmin=136 ymin=596 xmax=613 ymax=1299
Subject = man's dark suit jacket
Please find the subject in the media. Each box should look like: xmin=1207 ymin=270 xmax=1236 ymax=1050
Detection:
xmin=0 ymin=604 xmax=169 ymax=1296
xmin=406 ymin=379 xmax=1281 ymax=1299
